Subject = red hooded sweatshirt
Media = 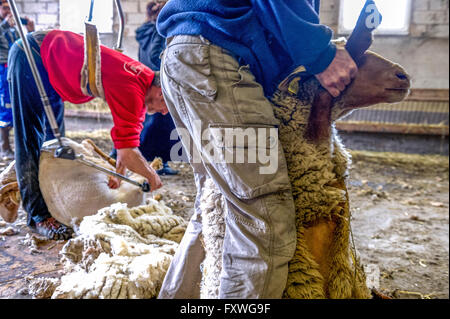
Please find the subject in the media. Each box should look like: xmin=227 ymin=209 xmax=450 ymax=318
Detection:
xmin=40 ymin=30 xmax=155 ymax=149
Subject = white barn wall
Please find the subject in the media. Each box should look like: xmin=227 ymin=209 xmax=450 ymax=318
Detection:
xmin=13 ymin=0 xmax=449 ymax=89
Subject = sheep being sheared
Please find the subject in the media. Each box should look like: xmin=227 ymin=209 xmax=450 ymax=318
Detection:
xmin=199 ymin=45 xmax=411 ymax=299
xmin=0 ymin=138 xmax=162 ymax=226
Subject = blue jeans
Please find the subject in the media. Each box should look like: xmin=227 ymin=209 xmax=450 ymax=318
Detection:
xmin=0 ymin=63 xmax=12 ymax=128
xmin=110 ymin=113 xmax=185 ymax=163
xmin=139 ymin=112 xmax=179 ymax=162
xmin=7 ymin=33 xmax=65 ymax=226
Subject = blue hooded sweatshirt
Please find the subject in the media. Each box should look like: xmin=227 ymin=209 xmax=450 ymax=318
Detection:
xmin=135 ymin=21 xmax=165 ymax=71
xmin=156 ymin=0 xmax=336 ymax=97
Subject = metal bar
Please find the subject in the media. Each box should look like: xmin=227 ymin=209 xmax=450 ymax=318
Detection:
xmin=114 ymin=0 xmax=124 ymax=51
xmin=7 ymin=0 xmax=64 ymax=147
xmin=407 ymin=89 xmax=450 ymax=102
xmin=76 ymin=155 xmax=150 ymax=192
xmin=336 ymin=122 xmax=449 ymax=136
xmin=88 ymin=0 xmax=95 ymax=22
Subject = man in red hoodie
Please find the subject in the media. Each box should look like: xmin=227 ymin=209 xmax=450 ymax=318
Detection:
xmin=7 ymin=30 xmax=166 ymax=240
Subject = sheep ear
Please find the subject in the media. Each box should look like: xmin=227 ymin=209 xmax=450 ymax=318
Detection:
xmin=346 ymin=32 xmax=374 ymax=65
xmin=345 ymin=0 xmax=382 ymax=65
xmin=278 ymin=65 xmax=307 ymax=94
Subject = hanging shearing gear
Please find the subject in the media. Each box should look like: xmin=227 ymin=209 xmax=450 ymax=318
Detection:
xmin=114 ymin=0 xmax=125 ymax=52
xmin=81 ymin=0 xmax=125 ymax=98
xmin=80 ymin=8 xmax=104 ymax=98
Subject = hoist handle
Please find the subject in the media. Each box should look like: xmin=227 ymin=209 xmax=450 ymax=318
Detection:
xmin=88 ymin=0 xmax=95 ymax=22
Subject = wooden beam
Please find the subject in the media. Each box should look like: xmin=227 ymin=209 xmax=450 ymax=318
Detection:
xmin=336 ymin=122 xmax=449 ymax=136
xmin=65 ymin=109 xmax=112 ymax=120
xmin=406 ymin=89 xmax=449 ymax=102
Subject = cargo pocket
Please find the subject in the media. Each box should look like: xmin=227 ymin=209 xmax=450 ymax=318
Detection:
xmin=207 ymin=123 xmax=291 ymax=200
xmin=231 ymin=65 xmax=279 ymax=126
xmin=164 ymin=43 xmax=217 ymax=102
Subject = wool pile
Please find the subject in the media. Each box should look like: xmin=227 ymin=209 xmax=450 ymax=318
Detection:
xmin=199 ymin=179 xmax=226 ymax=299
xmin=28 ymin=200 xmax=187 ymax=299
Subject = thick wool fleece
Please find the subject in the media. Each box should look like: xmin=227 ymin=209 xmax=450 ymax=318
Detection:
xmin=271 ymin=81 xmax=370 ymax=299
xmin=199 ymin=179 xmax=226 ymax=299
xmin=30 ymin=201 xmax=187 ymax=299
xmin=199 ymin=78 xmax=370 ymax=299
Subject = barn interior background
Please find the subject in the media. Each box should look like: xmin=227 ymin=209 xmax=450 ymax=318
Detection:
xmin=0 ymin=0 xmax=448 ymax=299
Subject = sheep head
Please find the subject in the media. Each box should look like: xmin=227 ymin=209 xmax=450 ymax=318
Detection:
xmin=300 ymin=0 xmax=410 ymax=141
xmin=281 ymin=50 xmax=411 ymax=141
xmin=335 ymin=50 xmax=411 ymax=113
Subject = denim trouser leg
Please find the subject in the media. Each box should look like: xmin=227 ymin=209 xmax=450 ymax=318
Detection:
xmin=139 ymin=113 xmax=179 ymax=163
xmin=0 ymin=64 xmax=13 ymax=128
xmin=109 ymin=113 xmax=181 ymax=163
xmin=7 ymin=36 xmax=65 ymax=226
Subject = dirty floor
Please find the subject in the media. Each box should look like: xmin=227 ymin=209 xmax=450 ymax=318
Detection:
xmin=0 ymin=130 xmax=448 ymax=299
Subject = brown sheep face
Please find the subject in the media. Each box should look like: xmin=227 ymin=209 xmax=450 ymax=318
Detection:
xmin=338 ymin=51 xmax=411 ymax=110
xmin=290 ymin=49 xmax=411 ymax=142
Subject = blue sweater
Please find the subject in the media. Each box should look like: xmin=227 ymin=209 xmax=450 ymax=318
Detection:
xmin=136 ymin=21 xmax=165 ymax=71
xmin=157 ymin=0 xmax=336 ymax=97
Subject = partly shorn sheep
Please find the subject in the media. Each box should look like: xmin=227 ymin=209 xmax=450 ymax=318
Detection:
xmin=200 ymin=43 xmax=411 ymax=299
xmin=0 ymin=138 xmax=162 ymax=226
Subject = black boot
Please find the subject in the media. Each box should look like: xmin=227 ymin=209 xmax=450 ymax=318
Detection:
xmin=157 ymin=162 xmax=179 ymax=176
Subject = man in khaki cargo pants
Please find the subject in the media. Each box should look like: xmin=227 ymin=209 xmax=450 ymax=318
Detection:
xmin=159 ymin=36 xmax=297 ymax=298
xmin=157 ymin=1 xmax=358 ymax=299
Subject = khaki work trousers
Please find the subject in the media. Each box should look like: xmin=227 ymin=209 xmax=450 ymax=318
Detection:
xmin=158 ymin=35 xmax=296 ymax=299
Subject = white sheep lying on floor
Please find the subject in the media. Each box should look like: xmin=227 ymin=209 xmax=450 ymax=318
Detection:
xmin=199 ymin=47 xmax=411 ymax=299
xmin=39 ymin=138 xmax=150 ymax=226
xmin=28 ymin=200 xmax=187 ymax=299
xmin=0 ymin=138 xmax=162 ymax=226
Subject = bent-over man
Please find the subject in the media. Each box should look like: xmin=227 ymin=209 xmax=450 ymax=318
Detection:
xmin=8 ymin=30 xmax=167 ymax=240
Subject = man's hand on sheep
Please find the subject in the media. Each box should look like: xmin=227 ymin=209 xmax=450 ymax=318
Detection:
xmin=109 ymin=148 xmax=163 ymax=192
xmin=315 ymin=47 xmax=358 ymax=98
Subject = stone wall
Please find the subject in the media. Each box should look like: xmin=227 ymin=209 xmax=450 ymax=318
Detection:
xmin=11 ymin=0 xmax=450 ymax=88
xmin=320 ymin=0 xmax=449 ymax=88
xmin=320 ymin=0 xmax=449 ymax=38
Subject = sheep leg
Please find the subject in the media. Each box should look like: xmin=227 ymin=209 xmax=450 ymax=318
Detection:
xmin=303 ymin=218 xmax=337 ymax=293
xmin=84 ymin=138 xmax=163 ymax=171
xmin=302 ymin=178 xmax=366 ymax=298
xmin=84 ymin=139 xmax=117 ymax=167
